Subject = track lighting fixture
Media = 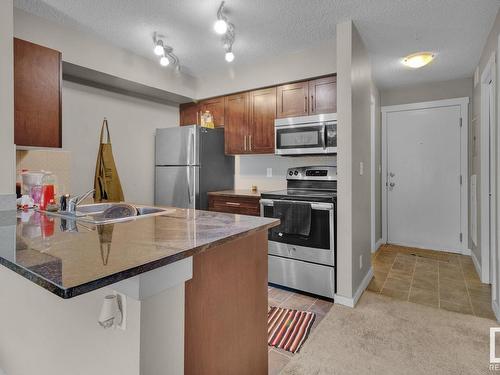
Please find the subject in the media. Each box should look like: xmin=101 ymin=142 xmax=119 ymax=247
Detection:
xmin=152 ymin=32 xmax=180 ymax=69
xmin=214 ymin=2 xmax=236 ymax=63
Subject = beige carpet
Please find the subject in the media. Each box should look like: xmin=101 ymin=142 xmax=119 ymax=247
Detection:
xmin=281 ymin=291 xmax=497 ymax=375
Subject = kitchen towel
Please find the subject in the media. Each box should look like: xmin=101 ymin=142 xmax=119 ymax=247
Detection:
xmin=94 ymin=118 xmax=125 ymax=203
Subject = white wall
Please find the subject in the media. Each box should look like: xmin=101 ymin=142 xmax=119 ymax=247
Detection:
xmin=235 ymin=155 xmax=336 ymax=191
xmin=380 ymin=78 xmax=473 ymax=106
xmin=196 ymin=39 xmax=336 ymax=99
xmin=336 ymin=20 xmax=374 ymax=302
xmin=14 ymin=8 xmax=197 ymax=99
xmin=472 ymin=7 xmax=500 ymax=319
xmin=0 ymin=0 xmax=15 ymax=205
xmin=63 ymin=81 xmax=178 ymax=204
xmin=0 ymin=265 xmax=142 ymax=375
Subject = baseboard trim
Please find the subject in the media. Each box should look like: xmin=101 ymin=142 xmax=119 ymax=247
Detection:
xmin=492 ymin=300 xmax=500 ymax=322
xmin=372 ymin=238 xmax=385 ymax=253
xmin=461 ymin=248 xmax=471 ymax=256
xmin=334 ymin=267 xmax=373 ymax=308
xmin=471 ymin=250 xmax=481 ymax=281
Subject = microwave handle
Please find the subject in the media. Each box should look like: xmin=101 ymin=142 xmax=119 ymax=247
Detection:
xmin=323 ymin=124 xmax=327 ymax=149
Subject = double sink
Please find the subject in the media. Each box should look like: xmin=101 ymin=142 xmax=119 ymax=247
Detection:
xmin=44 ymin=203 xmax=174 ymax=224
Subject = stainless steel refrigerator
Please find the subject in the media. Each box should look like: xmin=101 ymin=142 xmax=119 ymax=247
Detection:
xmin=155 ymin=125 xmax=234 ymax=209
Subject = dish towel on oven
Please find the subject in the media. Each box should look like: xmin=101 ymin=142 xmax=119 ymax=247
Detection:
xmin=273 ymin=201 xmax=311 ymax=236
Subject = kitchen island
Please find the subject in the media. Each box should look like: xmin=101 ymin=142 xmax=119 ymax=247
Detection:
xmin=0 ymin=207 xmax=278 ymax=375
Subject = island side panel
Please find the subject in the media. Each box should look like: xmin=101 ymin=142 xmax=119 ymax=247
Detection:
xmin=185 ymin=229 xmax=268 ymax=375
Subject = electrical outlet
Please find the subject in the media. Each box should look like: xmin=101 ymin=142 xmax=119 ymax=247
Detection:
xmin=359 ymin=162 xmax=364 ymax=176
xmin=359 ymin=255 xmax=363 ymax=269
xmin=266 ymin=168 xmax=272 ymax=177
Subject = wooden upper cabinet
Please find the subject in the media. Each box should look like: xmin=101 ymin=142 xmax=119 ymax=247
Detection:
xmin=224 ymin=93 xmax=249 ymax=155
xmin=248 ymin=87 xmax=276 ymax=153
xmin=14 ymin=38 xmax=62 ymax=148
xmin=276 ymin=81 xmax=309 ymax=118
xmin=199 ymin=97 xmax=225 ymax=128
xmin=309 ymin=75 xmax=337 ymax=115
xmin=180 ymin=102 xmax=199 ymax=126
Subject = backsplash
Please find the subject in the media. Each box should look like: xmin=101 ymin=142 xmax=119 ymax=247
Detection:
xmin=16 ymin=150 xmax=71 ymax=197
xmin=235 ymin=154 xmax=336 ymax=192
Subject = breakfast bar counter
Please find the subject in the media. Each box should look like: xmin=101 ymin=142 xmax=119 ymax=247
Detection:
xmin=0 ymin=207 xmax=279 ymax=375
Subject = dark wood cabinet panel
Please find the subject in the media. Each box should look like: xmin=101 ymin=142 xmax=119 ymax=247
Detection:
xmin=200 ymin=97 xmax=225 ymax=128
xmin=179 ymin=102 xmax=199 ymax=126
xmin=185 ymin=230 xmax=268 ymax=375
xmin=208 ymin=194 xmax=261 ymax=216
xmin=276 ymin=81 xmax=309 ymax=118
xmin=224 ymin=93 xmax=249 ymax=155
xmin=14 ymin=38 xmax=62 ymax=148
xmin=248 ymin=87 xmax=276 ymax=154
xmin=309 ymin=75 xmax=337 ymax=114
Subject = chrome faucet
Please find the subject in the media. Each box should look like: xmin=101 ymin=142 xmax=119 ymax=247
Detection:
xmin=61 ymin=189 xmax=95 ymax=214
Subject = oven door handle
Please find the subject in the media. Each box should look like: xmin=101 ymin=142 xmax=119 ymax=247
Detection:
xmin=260 ymin=199 xmax=333 ymax=211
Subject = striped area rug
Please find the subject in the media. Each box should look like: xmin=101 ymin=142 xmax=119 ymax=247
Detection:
xmin=268 ymin=306 xmax=316 ymax=354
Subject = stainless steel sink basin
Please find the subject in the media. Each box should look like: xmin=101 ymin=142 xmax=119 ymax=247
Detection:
xmin=43 ymin=203 xmax=174 ymax=224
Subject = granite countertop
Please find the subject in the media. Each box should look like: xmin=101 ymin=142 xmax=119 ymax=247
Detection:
xmin=0 ymin=208 xmax=279 ymax=299
xmin=208 ymin=189 xmax=263 ymax=198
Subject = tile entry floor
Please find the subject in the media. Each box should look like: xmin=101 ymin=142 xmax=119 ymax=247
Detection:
xmin=369 ymin=244 xmax=496 ymax=320
xmin=267 ymin=285 xmax=333 ymax=375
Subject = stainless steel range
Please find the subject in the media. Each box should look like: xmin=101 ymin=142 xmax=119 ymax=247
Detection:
xmin=260 ymin=166 xmax=336 ymax=299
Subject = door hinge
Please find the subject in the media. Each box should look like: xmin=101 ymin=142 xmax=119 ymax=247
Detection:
xmin=459 ymin=117 xmax=463 ymax=127
xmin=460 ymin=232 xmax=463 ymax=242
xmin=460 ymin=175 xmax=463 ymax=185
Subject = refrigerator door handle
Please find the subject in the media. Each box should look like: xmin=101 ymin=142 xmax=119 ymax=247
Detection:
xmin=187 ymin=130 xmax=194 ymax=165
xmin=187 ymin=167 xmax=192 ymax=204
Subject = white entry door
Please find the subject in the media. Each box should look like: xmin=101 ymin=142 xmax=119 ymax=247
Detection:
xmin=384 ymin=103 xmax=466 ymax=252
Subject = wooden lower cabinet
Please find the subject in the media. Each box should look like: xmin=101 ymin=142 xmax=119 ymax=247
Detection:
xmin=185 ymin=230 xmax=269 ymax=375
xmin=208 ymin=194 xmax=261 ymax=216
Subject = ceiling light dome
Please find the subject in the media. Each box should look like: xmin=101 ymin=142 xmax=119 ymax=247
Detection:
xmin=402 ymin=52 xmax=435 ymax=69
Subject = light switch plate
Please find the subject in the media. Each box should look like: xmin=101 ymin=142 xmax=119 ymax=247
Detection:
xmin=266 ymin=168 xmax=272 ymax=177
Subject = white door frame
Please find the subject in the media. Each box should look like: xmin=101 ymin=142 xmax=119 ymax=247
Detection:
xmin=381 ymin=97 xmax=469 ymax=254
xmin=480 ymin=52 xmax=496 ymax=284
xmin=370 ymin=94 xmax=377 ymax=252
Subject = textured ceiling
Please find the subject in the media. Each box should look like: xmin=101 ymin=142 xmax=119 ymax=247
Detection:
xmin=14 ymin=0 xmax=500 ymax=88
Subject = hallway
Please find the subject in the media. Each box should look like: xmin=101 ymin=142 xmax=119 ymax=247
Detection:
xmin=368 ymin=244 xmax=495 ymax=320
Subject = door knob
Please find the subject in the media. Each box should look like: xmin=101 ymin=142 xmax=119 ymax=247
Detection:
xmin=389 ymin=182 xmax=395 ymax=187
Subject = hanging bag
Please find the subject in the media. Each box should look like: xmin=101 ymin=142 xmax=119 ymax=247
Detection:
xmin=94 ymin=118 xmax=125 ymax=202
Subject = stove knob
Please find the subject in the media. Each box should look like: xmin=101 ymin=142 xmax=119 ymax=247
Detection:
xmin=288 ymin=171 xmax=293 ymax=176
xmin=294 ymin=171 xmax=299 ymax=176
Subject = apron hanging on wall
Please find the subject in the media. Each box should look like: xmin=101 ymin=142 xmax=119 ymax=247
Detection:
xmin=94 ymin=118 xmax=125 ymax=203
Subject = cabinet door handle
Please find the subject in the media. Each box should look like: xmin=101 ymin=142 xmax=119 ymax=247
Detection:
xmin=243 ymin=135 xmax=247 ymax=151
xmin=311 ymin=95 xmax=314 ymax=112
xmin=225 ymin=202 xmax=241 ymax=206
xmin=304 ymin=96 xmax=307 ymax=112
xmin=249 ymin=135 xmax=252 ymax=151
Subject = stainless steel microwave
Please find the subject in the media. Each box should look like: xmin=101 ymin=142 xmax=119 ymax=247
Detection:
xmin=274 ymin=113 xmax=337 ymax=155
